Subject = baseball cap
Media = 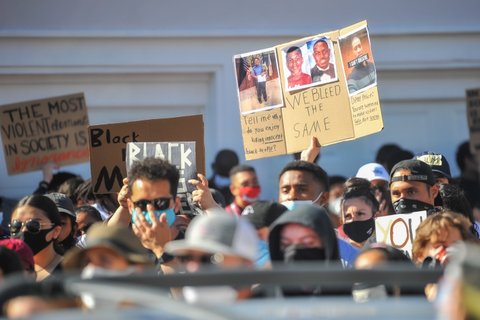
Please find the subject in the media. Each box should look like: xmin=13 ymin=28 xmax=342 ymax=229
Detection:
xmin=390 ymin=159 xmax=436 ymax=186
xmin=241 ymin=201 xmax=287 ymax=229
xmin=414 ymin=151 xmax=451 ymax=179
xmin=77 ymin=223 xmax=152 ymax=265
xmin=0 ymin=238 xmax=34 ymax=270
xmin=165 ymin=213 xmax=258 ymax=262
xmin=45 ymin=192 xmax=75 ymax=217
xmin=356 ymin=163 xmax=390 ymax=182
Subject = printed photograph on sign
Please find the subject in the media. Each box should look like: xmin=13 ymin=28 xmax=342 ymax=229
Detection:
xmin=307 ymin=37 xmax=338 ymax=86
xmin=233 ymin=48 xmax=284 ymax=115
xmin=281 ymin=41 xmax=313 ymax=92
xmin=339 ymin=26 xmax=377 ymax=96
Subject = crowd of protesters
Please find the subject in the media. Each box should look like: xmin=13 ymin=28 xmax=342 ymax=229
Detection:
xmin=0 ymin=137 xmax=479 ymax=318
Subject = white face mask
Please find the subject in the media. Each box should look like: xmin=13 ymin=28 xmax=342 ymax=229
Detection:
xmin=182 ymin=286 xmax=238 ymax=305
xmin=281 ymin=192 xmax=323 ymax=211
xmin=328 ymin=197 xmax=342 ymax=216
xmin=81 ymin=265 xmax=137 ymax=279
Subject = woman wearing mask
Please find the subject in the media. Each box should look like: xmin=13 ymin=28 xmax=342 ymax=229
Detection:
xmin=340 ymin=182 xmax=379 ymax=249
xmin=9 ymin=195 xmax=63 ymax=281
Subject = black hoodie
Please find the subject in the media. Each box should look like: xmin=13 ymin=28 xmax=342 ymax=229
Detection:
xmin=268 ymin=204 xmax=340 ymax=263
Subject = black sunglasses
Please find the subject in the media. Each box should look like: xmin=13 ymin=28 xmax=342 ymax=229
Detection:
xmin=176 ymin=253 xmax=224 ymax=265
xmin=9 ymin=219 xmax=54 ymax=235
xmin=133 ymin=197 xmax=172 ymax=212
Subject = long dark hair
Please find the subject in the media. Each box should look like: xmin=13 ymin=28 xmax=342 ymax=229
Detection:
xmin=15 ymin=195 xmax=61 ymax=226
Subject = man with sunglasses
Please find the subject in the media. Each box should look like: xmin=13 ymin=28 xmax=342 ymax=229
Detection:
xmin=126 ymin=157 xmax=181 ymax=263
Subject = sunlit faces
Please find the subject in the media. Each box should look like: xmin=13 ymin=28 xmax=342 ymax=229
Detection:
xmin=85 ymin=247 xmax=130 ymax=271
xmin=417 ymin=225 xmax=463 ymax=263
xmin=230 ymin=170 xmax=259 ymax=206
xmin=343 ymin=198 xmax=375 ymax=224
xmin=313 ymin=41 xmax=330 ymax=69
xmin=286 ymin=49 xmax=304 ymax=76
xmin=128 ymin=179 xmax=176 ymax=212
xmin=390 ymin=169 xmax=438 ymax=205
xmin=11 ymin=206 xmax=60 ymax=243
xmin=280 ymin=223 xmax=323 ymax=251
xmin=278 ymin=170 xmax=326 ymax=205
xmin=351 ymin=37 xmax=363 ymax=57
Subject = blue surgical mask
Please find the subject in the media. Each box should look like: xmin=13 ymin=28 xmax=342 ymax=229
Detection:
xmin=131 ymin=208 xmax=176 ymax=226
xmin=282 ymin=192 xmax=323 ymax=211
xmin=281 ymin=200 xmax=312 ymax=211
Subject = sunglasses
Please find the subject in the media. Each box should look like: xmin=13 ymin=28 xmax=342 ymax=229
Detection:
xmin=9 ymin=219 xmax=55 ymax=235
xmin=133 ymin=197 xmax=172 ymax=212
xmin=176 ymin=253 xmax=224 ymax=265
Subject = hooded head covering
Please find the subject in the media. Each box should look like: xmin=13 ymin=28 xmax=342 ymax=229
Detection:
xmin=268 ymin=204 xmax=340 ymax=263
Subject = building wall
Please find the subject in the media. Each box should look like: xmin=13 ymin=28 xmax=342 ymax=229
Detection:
xmin=0 ymin=0 xmax=479 ymax=201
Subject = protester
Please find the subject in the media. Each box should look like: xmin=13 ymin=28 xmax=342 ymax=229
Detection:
xmin=389 ymin=159 xmax=439 ymax=215
xmin=339 ymin=182 xmax=379 ymax=249
xmin=414 ymin=151 xmax=452 ymax=184
xmin=44 ymin=192 xmax=77 ymax=255
xmin=412 ymin=211 xmax=477 ymax=266
xmin=9 ymin=195 xmax=63 ymax=281
xmin=455 ymin=141 xmax=480 ymax=213
xmin=0 ymin=239 xmax=35 ymax=279
xmin=74 ymin=205 xmax=103 ymax=248
xmin=33 ymin=162 xmax=80 ymax=196
xmin=353 ymin=244 xmax=412 ymax=302
xmin=241 ymin=200 xmax=288 ymax=268
xmin=438 ymin=184 xmax=479 ymax=237
xmin=277 ymin=160 xmax=359 ymax=267
xmin=375 ymin=143 xmax=401 ymax=171
xmin=356 ymin=162 xmax=393 ymax=216
xmin=208 ymin=149 xmax=239 ymax=205
xmin=0 ymin=247 xmax=24 ymax=281
xmin=64 ymin=222 xmax=154 ymax=275
xmin=225 ymin=164 xmax=261 ymax=216
xmin=125 ymin=157 xmax=180 ymax=273
xmin=268 ymin=204 xmax=341 ymax=295
xmin=327 ymin=175 xmax=347 ymax=228
xmin=165 ymin=213 xmax=258 ymax=303
xmin=57 ymin=177 xmax=85 ymax=205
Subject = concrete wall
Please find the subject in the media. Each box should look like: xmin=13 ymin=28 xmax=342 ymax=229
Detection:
xmin=1 ymin=0 xmax=479 ymax=201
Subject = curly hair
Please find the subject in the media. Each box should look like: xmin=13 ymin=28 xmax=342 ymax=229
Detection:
xmin=128 ymin=157 xmax=180 ymax=197
xmin=412 ymin=211 xmax=476 ymax=263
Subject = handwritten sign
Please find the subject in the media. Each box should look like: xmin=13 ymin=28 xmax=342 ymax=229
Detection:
xmin=234 ymin=20 xmax=383 ymax=160
xmin=467 ymin=88 xmax=480 ymax=155
xmin=0 ymin=93 xmax=89 ymax=174
xmin=126 ymin=141 xmax=197 ymax=194
xmin=375 ymin=211 xmax=427 ymax=259
xmin=89 ymin=115 xmax=204 ymax=194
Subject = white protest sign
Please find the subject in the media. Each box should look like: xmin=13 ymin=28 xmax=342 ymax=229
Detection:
xmin=126 ymin=141 xmax=196 ymax=194
xmin=375 ymin=210 xmax=427 ymax=259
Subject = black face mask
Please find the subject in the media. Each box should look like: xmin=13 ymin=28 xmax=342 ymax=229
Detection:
xmin=283 ymin=245 xmax=326 ymax=263
xmin=13 ymin=228 xmax=54 ymax=255
xmin=392 ymin=198 xmax=434 ymax=214
xmin=343 ymin=218 xmax=375 ymax=243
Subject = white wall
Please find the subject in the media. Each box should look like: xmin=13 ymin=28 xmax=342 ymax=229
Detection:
xmin=0 ymin=0 xmax=479 ymax=201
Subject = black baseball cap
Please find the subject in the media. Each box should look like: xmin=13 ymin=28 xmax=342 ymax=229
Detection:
xmin=241 ymin=201 xmax=287 ymax=229
xmin=390 ymin=159 xmax=436 ymax=186
xmin=414 ymin=151 xmax=451 ymax=179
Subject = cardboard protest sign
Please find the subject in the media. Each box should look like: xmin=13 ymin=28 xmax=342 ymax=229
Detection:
xmin=126 ymin=141 xmax=197 ymax=194
xmin=233 ymin=20 xmax=383 ymax=160
xmin=466 ymin=88 xmax=480 ymax=155
xmin=375 ymin=211 xmax=427 ymax=259
xmin=89 ymin=115 xmax=204 ymax=194
xmin=0 ymin=93 xmax=89 ymax=174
